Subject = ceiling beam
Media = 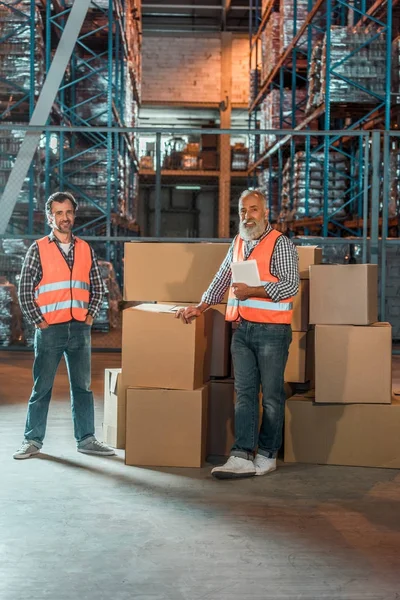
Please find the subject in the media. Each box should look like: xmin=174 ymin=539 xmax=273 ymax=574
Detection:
xmin=142 ymin=3 xmax=253 ymax=9
xmin=143 ymin=4 xmax=223 ymax=9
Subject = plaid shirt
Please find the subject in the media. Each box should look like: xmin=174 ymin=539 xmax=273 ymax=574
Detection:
xmin=202 ymin=224 xmax=299 ymax=305
xmin=18 ymin=232 xmax=105 ymax=326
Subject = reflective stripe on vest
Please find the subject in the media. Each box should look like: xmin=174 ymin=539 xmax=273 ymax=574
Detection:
xmin=35 ymin=280 xmax=90 ymax=299
xmin=39 ymin=300 xmax=89 ymax=315
xmin=227 ymin=298 xmax=293 ymax=311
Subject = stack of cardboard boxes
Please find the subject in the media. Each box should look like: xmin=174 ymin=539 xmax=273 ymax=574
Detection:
xmin=103 ymin=242 xmax=325 ymax=466
xmin=104 ymin=242 xmax=399 ymax=471
xmin=285 ymin=263 xmax=400 ymax=469
xmin=103 ymin=241 xmax=231 ymax=467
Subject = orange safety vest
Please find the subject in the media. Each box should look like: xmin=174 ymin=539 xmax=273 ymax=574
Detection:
xmin=225 ymin=229 xmax=294 ymax=324
xmin=35 ymin=236 xmax=92 ymax=325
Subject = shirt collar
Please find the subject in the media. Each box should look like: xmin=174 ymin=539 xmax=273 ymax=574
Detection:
xmin=48 ymin=231 xmax=76 ymax=245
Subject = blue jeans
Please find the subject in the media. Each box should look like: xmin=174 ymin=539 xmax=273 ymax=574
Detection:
xmin=24 ymin=321 xmax=95 ymax=448
xmin=231 ymin=320 xmax=292 ymax=460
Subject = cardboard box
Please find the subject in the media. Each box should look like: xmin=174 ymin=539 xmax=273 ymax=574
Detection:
xmin=210 ymin=304 xmax=231 ymax=377
xmin=201 ymin=133 xmax=219 ymax=149
xmin=103 ymin=368 xmax=125 ymax=449
xmin=285 ymin=330 xmax=314 ymax=384
xmin=125 ymin=386 xmax=208 ymax=467
xmin=284 ymin=396 xmax=400 ymax=468
xmin=292 ymin=280 xmax=309 ymax=332
xmin=200 ymin=150 xmax=219 ymax=170
xmin=309 ymin=264 xmax=378 ymax=325
xmin=124 ymin=242 xmax=230 ymax=302
xmin=164 ymin=302 xmax=230 ymax=378
xmin=122 ymin=303 xmax=212 ymax=391
xmin=315 ymin=323 xmax=392 ymax=404
xmin=297 ymin=246 xmax=323 ymax=279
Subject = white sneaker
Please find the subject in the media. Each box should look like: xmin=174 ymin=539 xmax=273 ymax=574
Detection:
xmin=211 ymin=456 xmax=256 ymax=480
xmin=13 ymin=441 xmax=41 ymax=460
xmin=77 ymin=437 xmax=115 ymax=456
xmin=253 ymin=454 xmax=277 ymax=476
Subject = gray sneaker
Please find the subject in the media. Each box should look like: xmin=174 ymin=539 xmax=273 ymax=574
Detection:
xmin=77 ymin=437 xmax=115 ymax=456
xmin=13 ymin=441 xmax=41 ymax=460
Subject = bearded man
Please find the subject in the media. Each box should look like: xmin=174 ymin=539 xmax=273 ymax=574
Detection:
xmin=176 ymin=189 xmax=299 ymax=480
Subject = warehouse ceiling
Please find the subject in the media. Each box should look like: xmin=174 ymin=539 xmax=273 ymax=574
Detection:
xmin=141 ymin=0 xmax=250 ymax=33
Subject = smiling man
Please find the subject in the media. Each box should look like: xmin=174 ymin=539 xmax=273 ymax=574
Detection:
xmin=14 ymin=191 xmax=115 ymax=460
xmin=176 ymin=189 xmax=299 ymax=480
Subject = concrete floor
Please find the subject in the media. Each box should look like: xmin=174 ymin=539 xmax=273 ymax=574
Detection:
xmin=1 ymin=351 xmax=400 ymax=600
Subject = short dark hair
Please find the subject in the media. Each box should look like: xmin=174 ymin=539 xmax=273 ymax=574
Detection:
xmin=45 ymin=192 xmax=78 ymax=217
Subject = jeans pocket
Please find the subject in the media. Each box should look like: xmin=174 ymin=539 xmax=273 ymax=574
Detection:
xmin=37 ymin=326 xmax=51 ymax=335
xmin=260 ymin=323 xmax=289 ymax=333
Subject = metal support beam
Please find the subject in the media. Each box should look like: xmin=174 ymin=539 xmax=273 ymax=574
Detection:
xmin=370 ymin=130 xmax=381 ymax=265
xmin=380 ymin=131 xmax=390 ymax=320
xmin=155 ymin=132 xmax=162 ymax=237
xmin=0 ymin=0 xmax=92 ymax=235
xmin=219 ymin=32 xmax=232 ymax=238
xmin=222 ymin=0 xmax=232 ymax=30
xmin=362 ymin=132 xmax=370 ymax=264
xmin=142 ymin=4 xmax=250 ymax=9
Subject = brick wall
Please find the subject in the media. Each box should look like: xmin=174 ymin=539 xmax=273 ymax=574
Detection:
xmin=142 ymin=34 xmax=248 ymax=105
xmin=231 ymin=37 xmax=249 ymax=105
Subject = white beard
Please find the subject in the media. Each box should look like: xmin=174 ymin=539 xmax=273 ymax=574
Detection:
xmin=239 ymin=220 xmax=266 ymax=241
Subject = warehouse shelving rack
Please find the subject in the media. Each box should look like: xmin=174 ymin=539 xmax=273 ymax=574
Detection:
xmin=0 ymin=0 xmax=41 ymax=235
xmin=248 ymin=0 xmax=395 ymax=237
xmin=41 ymin=0 xmax=141 ymax=260
xmin=0 ymin=0 xmax=37 ymax=121
xmin=0 ymin=0 xmax=141 ymax=258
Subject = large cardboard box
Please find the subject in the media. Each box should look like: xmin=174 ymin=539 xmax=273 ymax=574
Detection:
xmin=125 ymin=386 xmax=208 ymax=467
xmin=124 ymin=242 xmax=230 ymax=302
xmin=164 ymin=302 xmax=230 ymax=378
xmin=103 ymin=368 xmax=125 ymax=449
xmin=297 ymin=246 xmax=323 ymax=279
xmin=315 ymin=323 xmax=392 ymax=404
xmin=284 ymin=396 xmax=400 ymax=468
xmin=292 ymin=280 xmax=309 ymax=332
xmin=285 ymin=330 xmax=314 ymax=384
xmin=309 ymin=264 xmax=378 ymax=325
xmin=122 ymin=304 xmax=212 ymax=390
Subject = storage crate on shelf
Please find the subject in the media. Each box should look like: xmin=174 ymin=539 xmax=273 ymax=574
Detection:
xmin=281 ymin=151 xmax=349 ymax=222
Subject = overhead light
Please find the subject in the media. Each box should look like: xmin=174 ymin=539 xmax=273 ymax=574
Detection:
xmin=175 ymin=185 xmax=202 ymax=190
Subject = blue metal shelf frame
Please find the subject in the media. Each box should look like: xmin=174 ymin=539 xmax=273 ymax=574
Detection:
xmin=43 ymin=0 xmax=139 ymax=260
xmin=0 ymin=0 xmax=38 ymax=236
xmin=249 ymin=0 xmax=393 ymax=237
